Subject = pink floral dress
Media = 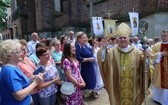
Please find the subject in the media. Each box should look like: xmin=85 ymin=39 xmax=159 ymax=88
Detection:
xmin=62 ymin=58 xmax=83 ymax=105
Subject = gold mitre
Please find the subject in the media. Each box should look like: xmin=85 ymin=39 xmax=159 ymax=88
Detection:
xmin=116 ymin=22 xmax=131 ymax=37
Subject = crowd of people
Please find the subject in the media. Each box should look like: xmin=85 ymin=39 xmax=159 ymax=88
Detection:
xmin=0 ymin=23 xmax=168 ymax=105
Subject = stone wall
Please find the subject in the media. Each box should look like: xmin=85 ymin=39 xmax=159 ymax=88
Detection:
xmin=143 ymin=12 xmax=168 ymax=38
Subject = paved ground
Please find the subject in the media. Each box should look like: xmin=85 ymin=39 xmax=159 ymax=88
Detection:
xmin=84 ymin=89 xmax=110 ymax=105
xmin=85 ymin=88 xmax=160 ymax=105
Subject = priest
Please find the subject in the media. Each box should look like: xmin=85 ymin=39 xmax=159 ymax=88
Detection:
xmin=97 ymin=22 xmax=145 ymax=105
xmin=150 ymin=30 xmax=168 ymax=105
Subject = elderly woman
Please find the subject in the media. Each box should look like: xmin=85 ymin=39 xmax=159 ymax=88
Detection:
xmin=18 ymin=39 xmax=40 ymax=105
xmin=36 ymin=46 xmax=63 ymax=105
xmin=52 ymin=39 xmax=65 ymax=81
xmin=0 ymin=39 xmax=43 ymax=105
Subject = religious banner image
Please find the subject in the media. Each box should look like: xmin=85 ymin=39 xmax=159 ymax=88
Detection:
xmin=104 ymin=19 xmax=116 ymax=37
xmin=92 ymin=17 xmax=104 ymax=37
xmin=129 ymin=12 xmax=139 ymax=36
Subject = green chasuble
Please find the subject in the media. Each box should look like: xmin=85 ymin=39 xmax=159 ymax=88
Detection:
xmin=97 ymin=45 xmax=145 ymax=105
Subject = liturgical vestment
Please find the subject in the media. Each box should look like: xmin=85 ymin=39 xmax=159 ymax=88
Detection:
xmin=149 ymin=42 xmax=168 ymax=105
xmin=97 ymin=45 xmax=145 ymax=105
xmin=150 ymin=42 xmax=168 ymax=88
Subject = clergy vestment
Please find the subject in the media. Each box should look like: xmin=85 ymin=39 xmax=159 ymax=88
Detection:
xmin=97 ymin=45 xmax=145 ymax=105
xmin=150 ymin=42 xmax=168 ymax=105
xmin=150 ymin=42 xmax=168 ymax=88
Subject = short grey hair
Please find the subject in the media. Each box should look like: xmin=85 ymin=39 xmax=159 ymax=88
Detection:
xmin=31 ymin=32 xmax=38 ymax=36
xmin=0 ymin=39 xmax=21 ymax=63
xmin=69 ymin=31 xmax=74 ymax=34
xmin=53 ymin=39 xmax=60 ymax=46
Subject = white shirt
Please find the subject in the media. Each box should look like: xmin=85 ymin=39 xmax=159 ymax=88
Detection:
xmin=67 ymin=37 xmax=76 ymax=44
xmin=132 ymin=42 xmax=143 ymax=50
xmin=154 ymin=41 xmax=168 ymax=63
xmin=27 ymin=40 xmax=39 ymax=56
xmin=102 ymin=45 xmax=131 ymax=61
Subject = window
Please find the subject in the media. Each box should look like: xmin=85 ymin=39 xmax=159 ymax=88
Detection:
xmin=54 ymin=0 xmax=63 ymax=12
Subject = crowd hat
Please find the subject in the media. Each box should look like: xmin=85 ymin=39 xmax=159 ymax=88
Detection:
xmin=115 ymin=22 xmax=131 ymax=37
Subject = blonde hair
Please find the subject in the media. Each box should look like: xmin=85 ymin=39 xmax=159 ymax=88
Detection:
xmin=20 ymin=39 xmax=27 ymax=46
xmin=76 ymin=31 xmax=85 ymax=41
xmin=0 ymin=39 xmax=21 ymax=63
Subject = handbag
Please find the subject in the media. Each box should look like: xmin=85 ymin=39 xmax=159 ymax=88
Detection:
xmin=60 ymin=82 xmax=75 ymax=95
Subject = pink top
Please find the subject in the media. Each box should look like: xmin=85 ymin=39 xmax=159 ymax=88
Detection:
xmin=18 ymin=57 xmax=36 ymax=78
xmin=18 ymin=56 xmax=38 ymax=94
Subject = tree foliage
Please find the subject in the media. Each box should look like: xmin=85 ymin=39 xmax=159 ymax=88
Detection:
xmin=0 ymin=0 xmax=10 ymax=7
xmin=0 ymin=0 xmax=10 ymax=31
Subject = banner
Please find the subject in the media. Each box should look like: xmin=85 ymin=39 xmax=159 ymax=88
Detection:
xmin=92 ymin=17 xmax=104 ymax=37
xmin=129 ymin=12 xmax=139 ymax=36
xmin=104 ymin=19 xmax=116 ymax=37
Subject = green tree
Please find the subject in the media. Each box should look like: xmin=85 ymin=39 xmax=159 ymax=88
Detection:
xmin=0 ymin=0 xmax=10 ymax=31
xmin=0 ymin=0 xmax=10 ymax=7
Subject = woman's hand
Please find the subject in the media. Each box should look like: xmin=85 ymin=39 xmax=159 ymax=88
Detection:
xmin=56 ymin=80 xmax=64 ymax=85
xmin=78 ymin=82 xmax=86 ymax=88
xmin=34 ymin=73 xmax=44 ymax=84
xmin=53 ymin=77 xmax=63 ymax=85
xmin=161 ymin=50 xmax=168 ymax=56
xmin=88 ymin=57 xmax=94 ymax=62
xmin=81 ymin=82 xmax=86 ymax=87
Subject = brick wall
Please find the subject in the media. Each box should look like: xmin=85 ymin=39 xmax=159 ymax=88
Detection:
xmin=47 ymin=0 xmax=168 ymax=30
xmin=11 ymin=0 xmax=168 ymax=37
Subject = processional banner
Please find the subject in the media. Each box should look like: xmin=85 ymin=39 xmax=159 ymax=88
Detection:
xmin=129 ymin=12 xmax=139 ymax=36
xmin=104 ymin=19 xmax=116 ymax=37
xmin=92 ymin=17 xmax=104 ymax=37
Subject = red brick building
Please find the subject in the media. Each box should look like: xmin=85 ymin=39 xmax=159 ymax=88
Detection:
xmin=11 ymin=0 xmax=36 ymax=40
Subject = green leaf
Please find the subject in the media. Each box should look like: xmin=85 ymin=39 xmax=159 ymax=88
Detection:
xmin=0 ymin=0 xmax=10 ymax=7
